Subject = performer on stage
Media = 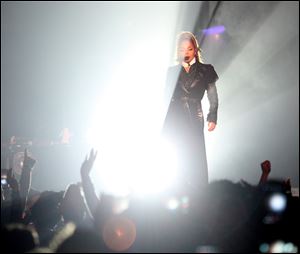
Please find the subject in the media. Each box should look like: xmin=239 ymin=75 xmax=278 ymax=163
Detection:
xmin=163 ymin=31 xmax=219 ymax=189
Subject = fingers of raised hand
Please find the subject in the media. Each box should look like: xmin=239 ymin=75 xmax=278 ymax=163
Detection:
xmin=88 ymin=148 xmax=97 ymax=162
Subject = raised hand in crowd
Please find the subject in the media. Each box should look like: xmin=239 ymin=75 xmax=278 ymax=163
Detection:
xmin=80 ymin=149 xmax=99 ymax=219
xmin=261 ymin=160 xmax=271 ymax=174
xmin=20 ymin=149 xmax=37 ymax=214
xmin=259 ymin=160 xmax=271 ymax=185
xmin=6 ymin=168 xmax=23 ymax=222
xmin=80 ymin=149 xmax=98 ymax=179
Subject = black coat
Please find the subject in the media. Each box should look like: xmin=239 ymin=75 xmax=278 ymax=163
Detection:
xmin=163 ymin=61 xmax=219 ymax=138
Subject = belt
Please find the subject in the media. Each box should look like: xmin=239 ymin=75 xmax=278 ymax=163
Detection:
xmin=180 ymin=97 xmax=200 ymax=103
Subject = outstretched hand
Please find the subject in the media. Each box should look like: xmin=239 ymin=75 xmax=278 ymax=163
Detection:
xmin=80 ymin=149 xmax=98 ymax=178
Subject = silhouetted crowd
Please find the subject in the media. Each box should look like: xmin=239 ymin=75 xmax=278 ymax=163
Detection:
xmin=1 ymin=149 xmax=299 ymax=253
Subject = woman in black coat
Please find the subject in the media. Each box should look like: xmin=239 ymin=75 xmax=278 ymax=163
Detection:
xmin=163 ymin=31 xmax=219 ymax=190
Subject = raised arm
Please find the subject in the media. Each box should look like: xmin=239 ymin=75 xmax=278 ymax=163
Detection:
xmin=80 ymin=149 xmax=99 ymax=219
xmin=259 ymin=160 xmax=271 ymax=185
xmin=6 ymin=169 xmax=23 ymax=222
xmin=19 ymin=149 xmax=36 ymax=214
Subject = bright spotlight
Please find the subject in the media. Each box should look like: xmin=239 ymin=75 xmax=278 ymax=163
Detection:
xmin=268 ymin=193 xmax=287 ymax=213
xmin=88 ymin=135 xmax=179 ymax=197
xmin=85 ymin=27 xmax=180 ymax=197
xmin=166 ymin=198 xmax=179 ymax=210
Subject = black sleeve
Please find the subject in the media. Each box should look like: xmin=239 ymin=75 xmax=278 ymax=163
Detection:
xmin=205 ymin=64 xmax=219 ymax=85
xmin=206 ymin=64 xmax=219 ymax=124
xmin=206 ymin=83 xmax=218 ymax=124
